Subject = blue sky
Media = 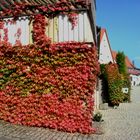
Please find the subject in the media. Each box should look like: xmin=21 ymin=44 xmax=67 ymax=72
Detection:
xmin=96 ymin=0 xmax=140 ymax=68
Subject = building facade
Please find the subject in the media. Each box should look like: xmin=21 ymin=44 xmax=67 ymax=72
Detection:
xmin=0 ymin=0 xmax=97 ymax=46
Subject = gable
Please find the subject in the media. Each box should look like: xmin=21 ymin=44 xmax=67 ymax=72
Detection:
xmin=99 ymin=31 xmax=114 ymax=64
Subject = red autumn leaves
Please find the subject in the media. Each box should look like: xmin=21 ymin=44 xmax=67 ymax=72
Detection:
xmin=0 ymin=41 xmax=99 ymax=133
xmin=0 ymin=5 xmax=99 ymax=133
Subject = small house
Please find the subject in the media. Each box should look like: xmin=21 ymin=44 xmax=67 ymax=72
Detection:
xmin=0 ymin=0 xmax=99 ymax=133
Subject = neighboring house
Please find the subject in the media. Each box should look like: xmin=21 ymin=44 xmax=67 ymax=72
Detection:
xmin=112 ymin=51 xmax=140 ymax=86
xmin=129 ymin=68 xmax=140 ymax=86
xmin=0 ymin=0 xmax=97 ymax=46
xmin=97 ymin=28 xmax=114 ymax=64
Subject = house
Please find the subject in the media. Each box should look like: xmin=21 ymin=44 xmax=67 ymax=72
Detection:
xmin=0 ymin=0 xmax=100 ymax=133
xmin=0 ymin=0 xmax=97 ymax=46
xmin=97 ymin=28 xmax=115 ymax=64
xmin=129 ymin=68 xmax=140 ymax=86
xmin=112 ymin=51 xmax=140 ymax=86
xmin=0 ymin=0 xmax=99 ymax=108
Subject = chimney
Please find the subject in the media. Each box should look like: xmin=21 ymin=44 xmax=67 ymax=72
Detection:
xmin=132 ymin=60 xmax=135 ymax=67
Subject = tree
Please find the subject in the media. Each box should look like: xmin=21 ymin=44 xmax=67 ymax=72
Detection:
xmin=116 ymin=51 xmax=131 ymax=102
xmin=116 ymin=51 xmax=127 ymax=75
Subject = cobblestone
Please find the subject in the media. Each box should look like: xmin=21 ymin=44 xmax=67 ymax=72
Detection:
xmin=0 ymin=87 xmax=140 ymax=140
xmin=98 ymin=86 xmax=140 ymax=140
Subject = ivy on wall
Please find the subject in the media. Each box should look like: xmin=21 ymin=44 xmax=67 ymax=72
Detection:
xmin=0 ymin=2 xmax=99 ymax=134
xmin=0 ymin=42 xmax=99 ymax=133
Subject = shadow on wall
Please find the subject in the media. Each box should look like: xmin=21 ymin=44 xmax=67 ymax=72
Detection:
xmin=99 ymin=75 xmax=109 ymax=104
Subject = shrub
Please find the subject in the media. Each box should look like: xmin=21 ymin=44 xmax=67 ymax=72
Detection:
xmin=121 ymin=74 xmax=131 ymax=102
xmin=105 ymin=63 xmax=124 ymax=106
xmin=116 ymin=51 xmax=131 ymax=102
xmin=116 ymin=51 xmax=127 ymax=75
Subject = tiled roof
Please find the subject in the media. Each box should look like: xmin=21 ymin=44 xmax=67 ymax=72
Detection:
xmin=128 ymin=68 xmax=140 ymax=75
xmin=0 ymin=0 xmax=92 ymax=18
xmin=0 ymin=0 xmax=90 ymax=11
xmin=99 ymin=28 xmax=106 ymax=43
xmin=125 ymin=56 xmax=135 ymax=69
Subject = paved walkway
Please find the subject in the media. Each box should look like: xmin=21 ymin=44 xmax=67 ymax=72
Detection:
xmin=98 ymin=86 xmax=140 ymax=140
xmin=0 ymin=86 xmax=140 ymax=140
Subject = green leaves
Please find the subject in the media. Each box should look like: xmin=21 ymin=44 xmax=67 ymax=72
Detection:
xmin=116 ymin=51 xmax=127 ymax=75
xmin=105 ymin=64 xmax=124 ymax=105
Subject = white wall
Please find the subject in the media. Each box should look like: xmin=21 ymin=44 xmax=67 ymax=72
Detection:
xmin=99 ymin=33 xmax=114 ymax=64
xmin=0 ymin=17 xmax=29 ymax=45
xmin=0 ymin=12 xmax=94 ymax=45
xmin=46 ymin=12 xmax=94 ymax=43
xmin=130 ymin=75 xmax=140 ymax=86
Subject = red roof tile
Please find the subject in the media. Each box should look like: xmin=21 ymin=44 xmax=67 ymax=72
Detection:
xmin=100 ymin=28 xmax=106 ymax=43
xmin=112 ymin=51 xmax=117 ymax=61
xmin=125 ymin=56 xmax=135 ymax=69
xmin=128 ymin=69 xmax=140 ymax=75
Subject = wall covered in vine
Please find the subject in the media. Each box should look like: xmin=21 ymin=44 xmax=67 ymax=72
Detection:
xmin=0 ymin=1 xmax=99 ymax=134
xmin=0 ymin=42 xmax=99 ymax=133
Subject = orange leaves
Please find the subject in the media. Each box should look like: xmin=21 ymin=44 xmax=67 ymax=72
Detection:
xmin=0 ymin=43 xmax=99 ymax=133
xmin=0 ymin=15 xmax=99 ymax=134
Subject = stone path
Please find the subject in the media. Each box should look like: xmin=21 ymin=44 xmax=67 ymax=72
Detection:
xmin=98 ymin=86 xmax=140 ymax=140
xmin=0 ymin=120 xmax=100 ymax=140
xmin=0 ymin=86 xmax=140 ymax=140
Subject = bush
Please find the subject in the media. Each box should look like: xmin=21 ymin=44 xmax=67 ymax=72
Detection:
xmin=105 ymin=63 xmax=124 ymax=106
xmin=116 ymin=51 xmax=127 ymax=75
xmin=116 ymin=52 xmax=131 ymax=102
xmin=121 ymin=74 xmax=131 ymax=102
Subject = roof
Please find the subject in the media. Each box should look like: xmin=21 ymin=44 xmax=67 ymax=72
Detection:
xmin=0 ymin=0 xmax=91 ymax=18
xmin=125 ymin=56 xmax=135 ymax=69
xmin=128 ymin=68 xmax=140 ymax=76
xmin=112 ymin=50 xmax=135 ymax=69
xmin=0 ymin=0 xmax=90 ymax=12
xmin=100 ymin=28 xmax=106 ymax=43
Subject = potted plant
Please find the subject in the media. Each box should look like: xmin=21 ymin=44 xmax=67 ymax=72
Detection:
xmin=92 ymin=112 xmax=105 ymax=134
